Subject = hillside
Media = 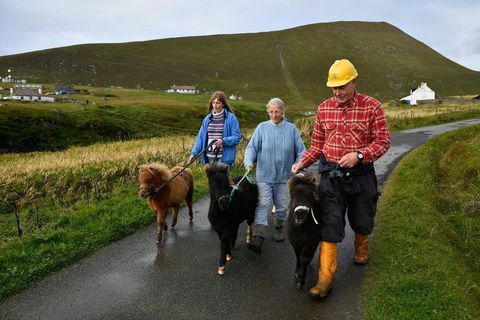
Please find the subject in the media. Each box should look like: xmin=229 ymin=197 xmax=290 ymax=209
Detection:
xmin=0 ymin=89 xmax=268 ymax=153
xmin=0 ymin=21 xmax=479 ymax=107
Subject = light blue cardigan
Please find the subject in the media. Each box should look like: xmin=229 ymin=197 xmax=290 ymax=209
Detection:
xmin=244 ymin=120 xmax=305 ymax=183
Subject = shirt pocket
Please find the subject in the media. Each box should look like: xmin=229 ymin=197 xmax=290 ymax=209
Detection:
xmin=350 ymin=121 xmax=368 ymax=144
xmin=322 ymin=121 xmax=337 ymax=144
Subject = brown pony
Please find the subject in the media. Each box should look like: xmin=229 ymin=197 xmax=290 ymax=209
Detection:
xmin=138 ymin=163 xmax=194 ymax=243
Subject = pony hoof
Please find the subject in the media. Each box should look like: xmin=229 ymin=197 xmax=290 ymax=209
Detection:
xmin=218 ymin=266 xmax=226 ymax=275
xmin=163 ymin=225 xmax=168 ymax=231
xmin=296 ymin=282 xmax=304 ymax=290
xmin=246 ymin=228 xmax=253 ymax=244
xmin=226 ymin=254 xmax=232 ymax=261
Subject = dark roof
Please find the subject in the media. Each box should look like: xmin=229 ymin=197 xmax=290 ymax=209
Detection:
xmin=55 ymin=83 xmax=75 ymax=91
xmin=13 ymin=89 xmax=40 ymax=96
xmin=170 ymin=85 xmax=196 ymax=90
xmin=472 ymin=94 xmax=480 ymax=100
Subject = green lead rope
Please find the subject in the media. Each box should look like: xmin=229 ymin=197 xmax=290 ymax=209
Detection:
xmin=230 ymin=171 xmax=256 ymax=198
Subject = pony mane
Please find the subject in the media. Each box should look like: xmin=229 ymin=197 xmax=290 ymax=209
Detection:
xmin=139 ymin=163 xmax=172 ymax=185
xmin=288 ymin=172 xmax=316 ymax=193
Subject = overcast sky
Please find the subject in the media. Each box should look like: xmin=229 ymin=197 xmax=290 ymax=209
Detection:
xmin=1 ymin=0 xmax=479 ymax=71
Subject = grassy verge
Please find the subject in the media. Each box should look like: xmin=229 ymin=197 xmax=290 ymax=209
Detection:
xmin=363 ymin=125 xmax=480 ymax=320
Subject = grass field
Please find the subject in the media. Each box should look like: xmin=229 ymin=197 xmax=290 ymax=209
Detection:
xmin=0 ymin=88 xmax=273 ymax=152
xmin=363 ymin=124 xmax=480 ymax=320
xmin=1 ymin=98 xmax=479 ymax=308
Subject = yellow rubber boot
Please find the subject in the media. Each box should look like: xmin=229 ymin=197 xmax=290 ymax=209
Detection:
xmin=309 ymin=241 xmax=337 ymax=298
xmin=354 ymin=233 xmax=368 ymax=265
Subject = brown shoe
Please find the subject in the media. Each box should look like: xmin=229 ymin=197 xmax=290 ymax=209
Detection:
xmin=248 ymin=235 xmax=264 ymax=254
xmin=354 ymin=233 xmax=368 ymax=265
xmin=274 ymin=219 xmax=285 ymax=242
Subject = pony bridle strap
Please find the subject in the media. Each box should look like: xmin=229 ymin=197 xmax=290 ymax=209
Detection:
xmin=293 ymin=206 xmax=319 ymax=225
xmin=218 ymin=194 xmax=231 ymax=204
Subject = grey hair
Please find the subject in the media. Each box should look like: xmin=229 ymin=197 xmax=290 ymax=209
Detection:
xmin=266 ymin=97 xmax=286 ymax=115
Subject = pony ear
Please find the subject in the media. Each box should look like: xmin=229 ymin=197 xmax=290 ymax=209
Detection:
xmin=304 ymin=172 xmax=316 ymax=184
xmin=287 ymin=175 xmax=300 ymax=192
xmin=138 ymin=164 xmax=149 ymax=174
xmin=205 ymin=163 xmax=212 ymax=176
xmin=219 ymin=163 xmax=229 ymax=173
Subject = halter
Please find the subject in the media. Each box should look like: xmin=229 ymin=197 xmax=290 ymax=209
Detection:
xmin=293 ymin=205 xmax=319 ymax=225
xmin=217 ymin=171 xmax=255 ymax=209
xmin=229 ymin=170 xmax=256 ymax=198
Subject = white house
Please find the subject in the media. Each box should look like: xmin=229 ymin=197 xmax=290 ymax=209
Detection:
xmin=4 ymin=87 xmax=55 ymax=102
xmin=13 ymin=83 xmax=43 ymax=94
xmin=400 ymin=82 xmax=435 ymax=105
xmin=166 ymin=85 xmax=198 ymax=94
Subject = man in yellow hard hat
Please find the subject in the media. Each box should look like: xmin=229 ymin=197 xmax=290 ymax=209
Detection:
xmin=291 ymin=59 xmax=391 ymax=298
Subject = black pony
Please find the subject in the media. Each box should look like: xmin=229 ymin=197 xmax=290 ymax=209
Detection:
xmin=286 ymin=171 xmax=322 ymax=289
xmin=205 ymin=164 xmax=258 ymax=276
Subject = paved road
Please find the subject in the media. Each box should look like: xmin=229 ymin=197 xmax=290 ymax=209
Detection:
xmin=1 ymin=119 xmax=479 ymax=320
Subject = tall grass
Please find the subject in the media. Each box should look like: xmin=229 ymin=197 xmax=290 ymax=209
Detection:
xmin=1 ymin=135 xmax=195 ymax=213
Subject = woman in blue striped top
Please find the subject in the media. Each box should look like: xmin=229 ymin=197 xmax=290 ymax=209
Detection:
xmin=189 ymin=91 xmax=241 ymax=172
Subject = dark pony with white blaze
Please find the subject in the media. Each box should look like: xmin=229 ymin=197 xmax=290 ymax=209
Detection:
xmin=206 ymin=164 xmax=258 ymax=275
xmin=286 ymin=171 xmax=322 ymax=289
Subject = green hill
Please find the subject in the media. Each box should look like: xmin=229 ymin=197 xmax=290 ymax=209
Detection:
xmin=1 ymin=21 xmax=479 ymax=107
xmin=0 ymin=89 xmax=269 ymax=153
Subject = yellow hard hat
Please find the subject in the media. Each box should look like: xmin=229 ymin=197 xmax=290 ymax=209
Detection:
xmin=326 ymin=59 xmax=358 ymax=87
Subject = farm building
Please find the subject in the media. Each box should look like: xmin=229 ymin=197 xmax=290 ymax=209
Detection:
xmin=3 ymin=85 xmax=55 ymax=102
xmin=13 ymin=83 xmax=43 ymax=94
xmin=400 ymin=82 xmax=436 ymax=105
xmin=55 ymin=83 xmax=75 ymax=94
xmin=166 ymin=85 xmax=198 ymax=94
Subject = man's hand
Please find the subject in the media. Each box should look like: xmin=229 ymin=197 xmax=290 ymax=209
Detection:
xmin=245 ymin=164 xmax=253 ymax=172
xmin=291 ymin=162 xmax=305 ymax=174
xmin=338 ymin=152 xmax=360 ymax=168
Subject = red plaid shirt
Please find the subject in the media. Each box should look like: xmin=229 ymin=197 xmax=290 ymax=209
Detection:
xmin=300 ymin=91 xmax=390 ymax=167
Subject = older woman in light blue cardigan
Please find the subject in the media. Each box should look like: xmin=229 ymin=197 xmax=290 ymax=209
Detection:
xmin=244 ymin=98 xmax=305 ymax=253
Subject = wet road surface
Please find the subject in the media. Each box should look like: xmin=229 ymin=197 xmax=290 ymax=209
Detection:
xmin=1 ymin=119 xmax=479 ymax=320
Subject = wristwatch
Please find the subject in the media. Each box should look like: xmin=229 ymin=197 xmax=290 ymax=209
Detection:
xmin=356 ymin=151 xmax=364 ymax=162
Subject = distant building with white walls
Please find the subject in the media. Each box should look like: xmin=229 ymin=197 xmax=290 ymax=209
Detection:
xmin=400 ymin=82 xmax=436 ymax=105
xmin=3 ymin=84 xmax=55 ymax=102
xmin=13 ymin=83 xmax=43 ymax=94
xmin=166 ymin=85 xmax=198 ymax=94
